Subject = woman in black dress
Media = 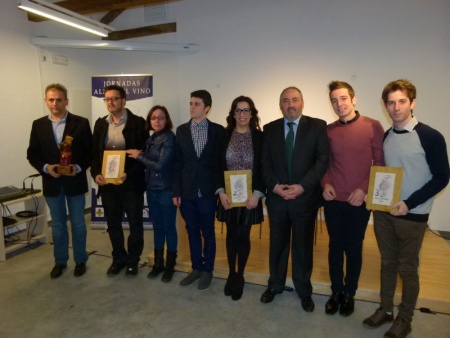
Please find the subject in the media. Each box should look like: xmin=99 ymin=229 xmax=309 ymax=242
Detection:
xmin=213 ymin=96 xmax=265 ymax=300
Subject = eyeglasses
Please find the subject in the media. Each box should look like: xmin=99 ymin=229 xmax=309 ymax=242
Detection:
xmin=150 ymin=116 xmax=166 ymax=121
xmin=103 ymin=97 xmax=122 ymax=103
xmin=234 ymin=108 xmax=251 ymax=116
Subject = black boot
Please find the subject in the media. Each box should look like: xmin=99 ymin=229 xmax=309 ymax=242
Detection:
xmin=161 ymin=251 xmax=177 ymax=283
xmin=339 ymin=293 xmax=355 ymax=317
xmin=147 ymin=248 xmax=164 ymax=279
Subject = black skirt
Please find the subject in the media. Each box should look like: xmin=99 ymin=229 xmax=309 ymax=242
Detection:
xmin=216 ymin=198 xmax=264 ymax=225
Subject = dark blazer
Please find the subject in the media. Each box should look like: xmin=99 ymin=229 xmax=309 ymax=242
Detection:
xmin=262 ymin=116 xmax=329 ymax=211
xmin=90 ymin=109 xmax=147 ymax=194
xmin=172 ymin=119 xmax=225 ymax=200
xmin=27 ymin=112 xmax=92 ymax=197
xmin=213 ymin=129 xmax=265 ymax=194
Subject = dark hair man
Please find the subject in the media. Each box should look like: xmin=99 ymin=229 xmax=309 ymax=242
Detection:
xmin=27 ymin=83 xmax=92 ymax=279
xmin=172 ymin=89 xmax=224 ymax=291
xmin=91 ymin=85 xmax=147 ymax=278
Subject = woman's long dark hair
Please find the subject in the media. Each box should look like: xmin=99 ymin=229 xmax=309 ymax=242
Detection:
xmin=225 ymin=96 xmax=261 ymax=132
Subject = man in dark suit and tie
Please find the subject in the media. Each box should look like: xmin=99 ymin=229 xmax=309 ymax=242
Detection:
xmin=27 ymin=83 xmax=92 ymax=279
xmin=172 ymin=90 xmax=224 ymax=291
xmin=260 ymin=86 xmax=329 ymax=312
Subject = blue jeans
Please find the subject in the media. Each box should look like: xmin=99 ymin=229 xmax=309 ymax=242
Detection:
xmin=101 ymin=185 xmax=144 ymax=265
xmin=323 ymin=200 xmax=370 ymax=295
xmin=179 ymin=197 xmax=217 ymax=273
xmin=147 ymin=188 xmax=177 ymax=252
xmin=46 ymin=189 xmax=88 ymax=265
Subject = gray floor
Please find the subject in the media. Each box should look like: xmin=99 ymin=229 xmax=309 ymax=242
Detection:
xmin=1 ymin=223 xmax=449 ymax=338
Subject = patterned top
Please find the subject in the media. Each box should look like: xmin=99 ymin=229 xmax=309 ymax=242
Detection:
xmin=190 ymin=118 xmax=208 ymax=158
xmin=226 ymin=130 xmax=253 ymax=171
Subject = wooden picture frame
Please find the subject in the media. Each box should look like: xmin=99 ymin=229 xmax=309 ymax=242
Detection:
xmin=102 ymin=150 xmax=126 ymax=184
xmin=366 ymin=166 xmax=403 ymax=212
xmin=224 ymin=170 xmax=252 ymax=208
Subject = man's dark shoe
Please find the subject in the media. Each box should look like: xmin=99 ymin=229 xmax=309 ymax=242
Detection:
xmin=363 ymin=307 xmax=394 ymax=328
xmin=339 ymin=294 xmax=355 ymax=317
xmin=50 ymin=264 xmax=67 ymax=279
xmin=106 ymin=262 xmax=126 ymax=277
xmin=325 ymin=292 xmax=340 ymax=315
xmin=384 ymin=317 xmax=411 ymax=338
xmin=301 ymin=296 xmax=315 ymax=312
xmin=260 ymin=287 xmax=282 ymax=303
xmin=74 ymin=262 xmax=86 ymax=277
xmin=179 ymin=270 xmax=201 ymax=286
xmin=125 ymin=264 xmax=138 ymax=278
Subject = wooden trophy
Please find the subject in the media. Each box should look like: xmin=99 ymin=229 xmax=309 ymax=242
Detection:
xmin=58 ymin=135 xmax=73 ymax=175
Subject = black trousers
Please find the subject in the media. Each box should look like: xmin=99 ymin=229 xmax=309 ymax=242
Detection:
xmin=323 ymin=200 xmax=370 ymax=296
xmin=101 ymin=185 xmax=144 ymax=265
xmin=267 ymin=200 xmax=317 ymax=298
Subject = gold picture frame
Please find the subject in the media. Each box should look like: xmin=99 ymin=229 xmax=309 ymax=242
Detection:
xmin=366 ymin=166 xmax=403 ymax=212
xmin=102 ymin=150 xmax=126 ymax=184
xmin=224 ymin=170 xmax=252 ymax=208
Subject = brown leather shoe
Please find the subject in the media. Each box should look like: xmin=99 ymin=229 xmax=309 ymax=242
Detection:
xmin=363 ymin=307 xmax=394 ymax=328
xmin=384 ymin=318 xmax=411 ymax=338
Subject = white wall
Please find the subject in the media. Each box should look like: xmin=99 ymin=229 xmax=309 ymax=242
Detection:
xmin=1 ymin=0 xmax=449 ymax=230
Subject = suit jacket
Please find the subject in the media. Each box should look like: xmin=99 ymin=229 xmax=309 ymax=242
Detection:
xmin=213 ymin=129 xmax=265 ymax=194
xmin=27 ymin=112 xmax=92 ymax=197
xmin=262 ymin=115 xmax=329 ymax=211
xmin=173 ymin=119 xmax=225 ymax=200
xmin=90 ymin=109 xmax=147 ymax=194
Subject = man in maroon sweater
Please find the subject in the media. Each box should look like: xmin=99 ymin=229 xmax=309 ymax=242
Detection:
xmin=321 ymin=81 xmax=384 ymax=316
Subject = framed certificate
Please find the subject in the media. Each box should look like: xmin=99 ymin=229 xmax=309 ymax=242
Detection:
xmin=224 ymin=170 xmax=252 ymax=208
xmin=102 ymin=150 xmax=126 ymax=184
xmin=366 ymin=166 xmax=403 ymax=212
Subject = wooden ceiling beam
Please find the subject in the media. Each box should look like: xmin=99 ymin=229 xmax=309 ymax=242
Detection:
xmin=100 ymin=9 xmax=126 ymax=25
xmin=103 ymin=22 xmax=176 ymax=41
xmin=54 ymin=0 xmax=179 ymax=15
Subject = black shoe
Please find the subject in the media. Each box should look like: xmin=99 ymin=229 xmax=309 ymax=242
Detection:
xmin=147 ymin=265 xmax=164 ymax=279
xmin=161 ymin=251 xmax=177 ymax=283
xmin=161 ymin=267 xmax=175 ymax=283
xmin=231 ymin=275 xmax=245 ymax=301
xmin=260 ymin=287 xmax=282 ymax=303
xmin=74 ymin=262 xmax=86 ymax=277
xmin=325 ymin=292 xmax=340 ymax=315
xmin=224 ymin=273 xmax=236 ymax=296
xmin=106 ymin=262 xmax=126 ymax=276
xmin=339 ymin=294 xmax=354 ymax=317
xmin=301 ymin=296 xmax=315 ymax=312
xmin=50 ymin=264 xmax=67 ymax=279
xmin=125 ymin=264 xmax=138 ymax=278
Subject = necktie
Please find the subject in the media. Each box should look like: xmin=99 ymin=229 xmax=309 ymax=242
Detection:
xmin=285 ymin=122 xmax=294 ymax=182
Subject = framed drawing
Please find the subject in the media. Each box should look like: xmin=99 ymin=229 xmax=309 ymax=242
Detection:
xmin=224 ymin=170 xmax=252 ymax=208
xmin=102 ymin=150 xmax=126 ymax=184
xmin=366 ymin=166 xmax=403 ymax=212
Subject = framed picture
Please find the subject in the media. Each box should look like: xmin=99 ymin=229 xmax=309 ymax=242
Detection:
xmin=102 ymin=150 xmax=126 ymax=184
xmin=224 ymin=170 xmax=252 ymax=208
xmin=366 ymin=166 xmax=403 ymax=212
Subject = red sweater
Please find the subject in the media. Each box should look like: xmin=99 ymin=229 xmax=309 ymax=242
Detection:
xmin=321 ymin=113 xmax=385 ymax=201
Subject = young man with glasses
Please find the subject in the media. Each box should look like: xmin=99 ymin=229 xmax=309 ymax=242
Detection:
xmin=91 ymin=85 xmax=147 ymax=278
